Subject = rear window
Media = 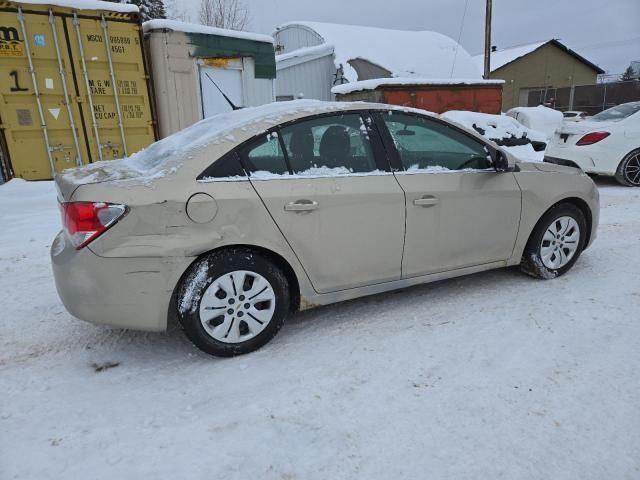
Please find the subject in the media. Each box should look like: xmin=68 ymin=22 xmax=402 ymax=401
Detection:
xmin=591 ymin=103 xmax=640 ymax=122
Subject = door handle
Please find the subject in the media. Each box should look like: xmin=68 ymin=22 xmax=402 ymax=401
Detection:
xmin=285 ymin=200 xmax=319 ymax=212
xmin=413 ymin=196 xmax=439 ymax=207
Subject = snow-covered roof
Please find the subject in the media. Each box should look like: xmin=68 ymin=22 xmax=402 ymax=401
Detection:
xmin=472 ymin=42 xmax=547 ymax=72
xmin=9 ymin=0 xmax=138 ymax=12
xmin=473 ymin=40 xmax=604 ymax=74
xmin=143 ymin=20 xmax=274 ymax=44
xmin=332 ymin=77 xmax=505 ymax=95
xmin=276 ymin=44 xmax=335 ymax=65
xmin=275 ymin=21 xmax=482 ymax=82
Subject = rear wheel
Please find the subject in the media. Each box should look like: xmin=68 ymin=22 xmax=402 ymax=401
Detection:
xmin=520 ymin=203 xmax=587 ymax=279
xmin=177 ymin=249 xmax=290 ymax=357
xmin=615 ymin=149 xmax=640 ymax=187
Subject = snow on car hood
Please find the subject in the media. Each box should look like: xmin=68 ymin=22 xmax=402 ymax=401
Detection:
xmin=55 ymin=100 xmax=362 ymax=197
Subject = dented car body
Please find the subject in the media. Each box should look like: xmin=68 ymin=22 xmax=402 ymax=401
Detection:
xmin=51 ymin=100 xmax=599 ymax=356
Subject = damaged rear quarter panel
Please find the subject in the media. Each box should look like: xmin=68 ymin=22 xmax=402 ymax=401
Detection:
xmin=73 ymin=176 xmax=314 ymax=307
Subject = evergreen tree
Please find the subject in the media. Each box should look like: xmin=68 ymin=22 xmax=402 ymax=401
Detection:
xmin=620 ymin=65 xmax=635 ymax=82
xmin=149 ymin=0 xmax=167 ymax=20
xmin=104 ymin=0 xmax=166 ymax=22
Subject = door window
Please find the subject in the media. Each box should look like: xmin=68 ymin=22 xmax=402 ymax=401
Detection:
xmin=383 ymin=113 xmax=491 ymax=171
xmin=280 ymin=114 xmax=378 ymax=174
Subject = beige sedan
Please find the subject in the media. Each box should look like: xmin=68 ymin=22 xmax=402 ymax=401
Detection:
xmin=52 ymin=101 xmax=599 ymax=356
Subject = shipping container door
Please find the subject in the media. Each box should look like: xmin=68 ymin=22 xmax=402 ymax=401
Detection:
xmin=199 ymin=60 xmax=243 ymax=118
xmin=0 ymin=9 xmax=89 ymax=179
xmin=64 ymin=14 xmax=155 ymax=162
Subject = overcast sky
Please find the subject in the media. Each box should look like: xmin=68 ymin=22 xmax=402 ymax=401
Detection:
xmin=175 ymin=0 xmax=640 ymax=74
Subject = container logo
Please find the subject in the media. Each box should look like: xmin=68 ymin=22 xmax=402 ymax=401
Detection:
xmin=0 ymin=26 xmax=23 ymax=57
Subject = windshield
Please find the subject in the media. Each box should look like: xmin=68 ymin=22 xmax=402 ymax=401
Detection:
xmin=591 ymin=102 xmax=640 ymax=122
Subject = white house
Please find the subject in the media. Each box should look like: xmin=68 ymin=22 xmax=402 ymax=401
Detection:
xmin=273 ymin=22 xmax=483 ymax=102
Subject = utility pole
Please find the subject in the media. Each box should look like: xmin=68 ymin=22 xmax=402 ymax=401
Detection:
xmin=483 ymin=0 xmax=492 ymax=79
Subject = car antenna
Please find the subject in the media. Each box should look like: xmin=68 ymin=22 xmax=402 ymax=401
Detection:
xmin=204 ymin=73 xmax=241 ymax=111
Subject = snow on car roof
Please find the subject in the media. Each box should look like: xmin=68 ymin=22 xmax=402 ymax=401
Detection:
xmin=143 ymin=20 xmax=274 ymax=44
xmin=9 ymin=0 xmax=139 ymax=13
xmin=332 ymin=77 xmax=505 ymax=95
xmin=275 ymin=21 xmax=482 ymax=83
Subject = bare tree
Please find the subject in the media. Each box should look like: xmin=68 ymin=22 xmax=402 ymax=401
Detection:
xmin=199 ymin=0 xmax=250 ymax=30
xmin=165 ymin=0 xmax=191 ymax=22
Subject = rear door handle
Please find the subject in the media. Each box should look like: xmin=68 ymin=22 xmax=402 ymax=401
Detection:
xmin=413 ymin=196 xmax=439 ymax=207
xmin=285 ymin=200 xmax=319 ymax=212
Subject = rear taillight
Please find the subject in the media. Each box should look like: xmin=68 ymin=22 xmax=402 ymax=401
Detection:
xmin=576 ymin=131 xmax=610 ymax=146
xmin=60 ymin=202 xmax=127 ymax=249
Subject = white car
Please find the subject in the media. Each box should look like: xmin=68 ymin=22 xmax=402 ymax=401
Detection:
xmin=545 ymin=102 xmax=640 ymax=186
xmin=562 ymin=111 xmax=589 ymax=122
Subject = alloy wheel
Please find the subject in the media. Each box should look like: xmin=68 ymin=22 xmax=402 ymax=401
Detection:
xmin=623 ymin=152 xmax=640 ymax=186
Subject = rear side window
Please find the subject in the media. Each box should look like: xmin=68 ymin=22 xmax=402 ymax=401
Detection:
xmin=280 ymin=114 xmax=378 ymax=174
xmin=383 ymin=113 xmax=490 ymax=171
xmin=197 ymin=150 xmax=247 ymax=180
xmin=240 ymin=133 xmax=289 ymax=176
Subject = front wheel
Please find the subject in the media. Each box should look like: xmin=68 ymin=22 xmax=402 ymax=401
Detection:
xmin=615 ymin=149 xmax=640 ymax=187
xmin=520 ymin=203 xmax=587 ymax=279
xmin=177 ymin=249 xmax=290 ymax=357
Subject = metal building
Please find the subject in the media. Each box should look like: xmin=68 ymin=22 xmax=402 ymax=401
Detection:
xmin=273 ymin=22 xmax=484 ymax=102
xmin=143 ymin=20 xmax=276 ymax=139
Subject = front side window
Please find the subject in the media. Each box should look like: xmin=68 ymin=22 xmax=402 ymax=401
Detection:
xmin=280 ymin=113 xmax=378 ymax=174
xmin=383 ymin=113 xmax=491 ymax=171
xmin=240 ymin=132 xmax=289 ymax=176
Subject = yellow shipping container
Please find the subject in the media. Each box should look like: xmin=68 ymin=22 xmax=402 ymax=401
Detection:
xmin=0 ymin=0 xmax=156 ymax=180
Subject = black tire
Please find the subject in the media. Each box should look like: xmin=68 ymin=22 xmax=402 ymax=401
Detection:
xmin=177 ymin=248 xmax=290 ymax=357
xmin=520 ymin=203 xmax=587 ymax=279
xmin=615 ymin=149 xmax=640 ymax=187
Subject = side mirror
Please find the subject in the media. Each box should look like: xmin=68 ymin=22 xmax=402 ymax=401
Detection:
xmin=492 ymin=148 xmax=516 ymax=172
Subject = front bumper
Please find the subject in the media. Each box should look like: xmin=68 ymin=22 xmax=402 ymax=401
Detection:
xmin=51 ymin=231 xmax=193 ymax=332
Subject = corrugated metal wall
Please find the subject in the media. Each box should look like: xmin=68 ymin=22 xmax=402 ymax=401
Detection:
xmin=276 ymin=55 xmax=336 ymax=101
xmin=242 ymin=58 xmax=276 ymax=107
xmin=274 ymin=25 xmax=323 ymax=54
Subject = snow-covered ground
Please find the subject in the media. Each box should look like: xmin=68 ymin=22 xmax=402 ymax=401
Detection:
xmin=1 ymin=178 xmax=639 ymax=479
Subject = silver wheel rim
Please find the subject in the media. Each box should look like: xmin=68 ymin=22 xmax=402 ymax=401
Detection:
xmin=540 ymin=216 xmax=581 ymax=270
xmin=199 ymin=270 xmax=276 ymax=344
xmin=623 ymin=152 xmax=640 ymax=186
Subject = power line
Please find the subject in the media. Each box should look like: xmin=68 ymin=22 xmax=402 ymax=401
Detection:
xmin=450 ymin=0 xmax=470 ymax=78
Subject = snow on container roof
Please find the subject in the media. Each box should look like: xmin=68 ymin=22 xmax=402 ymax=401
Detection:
xmin=472 ymin=41 xmax=546 ymax=72
xmin=275 ymin=21 xmax=482 ymax=82
xmin=9 ymin=0 xmax=138 ymax=12
xmin=143 ymin=19 xmax=274 ymax=44
xmin=332 ymin=77 xmax=505 ymax=95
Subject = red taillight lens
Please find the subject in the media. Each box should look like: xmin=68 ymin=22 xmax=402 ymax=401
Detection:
xmin=576 ymin=131 xmax=610 ymax=146
xmin=60 ymin=202 xmax=127 ymax=249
